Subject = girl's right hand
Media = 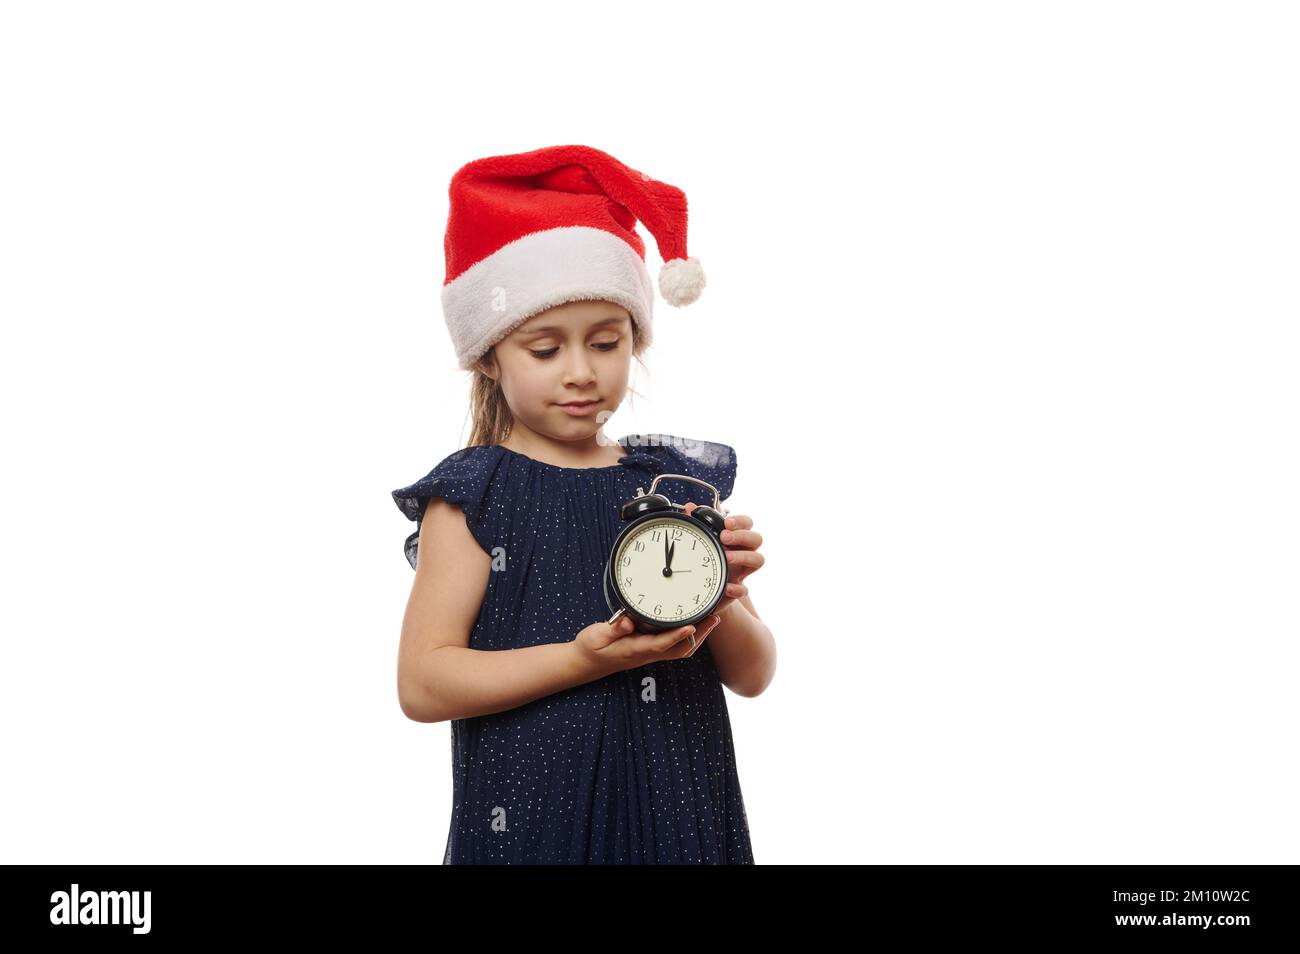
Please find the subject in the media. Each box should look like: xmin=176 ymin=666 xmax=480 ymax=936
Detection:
xmin=572 ymin=612 xmax=721 ymax=678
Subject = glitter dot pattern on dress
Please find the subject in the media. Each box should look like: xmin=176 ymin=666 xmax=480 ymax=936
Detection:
xmin=391 ymin=433 xmax=754 ymax=864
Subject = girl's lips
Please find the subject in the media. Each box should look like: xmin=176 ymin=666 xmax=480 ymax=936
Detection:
xmin=558 ymin=401 xmax=599 ymax=416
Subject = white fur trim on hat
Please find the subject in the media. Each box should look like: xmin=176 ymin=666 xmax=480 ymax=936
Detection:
xmin=442 ymin=226 xmax=656 ymax=371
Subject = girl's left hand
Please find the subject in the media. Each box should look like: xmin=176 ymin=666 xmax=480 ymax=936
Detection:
xmin=683 ymin=502 xmax=765 ymax=618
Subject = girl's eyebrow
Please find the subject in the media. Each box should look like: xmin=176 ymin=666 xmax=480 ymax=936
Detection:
xmin=518 ymin=315 xmax=630 ymax=337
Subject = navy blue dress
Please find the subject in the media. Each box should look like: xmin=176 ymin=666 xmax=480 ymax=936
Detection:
xmin=391 ymin=433 xmax=754 ymax=864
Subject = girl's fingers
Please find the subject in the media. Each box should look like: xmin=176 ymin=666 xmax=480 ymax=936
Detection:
xmin=711 ymin=584 xmax=745 ymax=616
xmin=682 ymin=627 xmax=712 ymax=658
xmin=584 ymin=614 xmax=635 ymax=650
xmin=627 ymin=623 xmax=698 ymax=654
xmin=673 ymin=614 xmax=720 ymax=658
xmin=681 ymin=504 xmax=760 ymax=558
xmin=720 ymin=528 xmax=762 ymax=549
xmin=726 ymin=550 xmax=765 ymax=574
xmin=665 ymin=629 xmax=696 ymax=655
xmin=715 ymin=581 xmax=746 ymax=606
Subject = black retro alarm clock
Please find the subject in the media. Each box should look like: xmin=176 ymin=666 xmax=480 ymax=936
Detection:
xmin=603 ymin=473 xmax=731 ymax=634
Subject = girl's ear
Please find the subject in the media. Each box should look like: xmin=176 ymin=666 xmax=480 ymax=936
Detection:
xmin=477 ymin=348 xmax=499 ymax=382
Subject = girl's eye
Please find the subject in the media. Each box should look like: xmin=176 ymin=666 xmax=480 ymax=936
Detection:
xmin=528 ymin=341 xmax=620 ymax=360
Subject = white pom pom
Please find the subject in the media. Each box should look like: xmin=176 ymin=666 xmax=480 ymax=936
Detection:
xmin=658 ymin=256 xmax=707 ymax=306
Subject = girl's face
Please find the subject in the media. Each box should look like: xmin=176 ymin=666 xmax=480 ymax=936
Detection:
xmin=482 ymin=299 xmax=634 ymax=443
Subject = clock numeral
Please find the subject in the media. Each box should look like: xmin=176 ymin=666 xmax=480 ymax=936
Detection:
xmin=637 ymin=594 xmax=645 ymax=604
xmin=701 ymin=555 xmax=712 ymax=566
xmin=693 ymin=594 xmax=700 ymax=604
xmin=633 ymin=540 xmax=645 ymax=552
xmin=654 ymin=604 xmax=662 ymax=615
xmin=620 ymin=555 xmax=631 ymax=568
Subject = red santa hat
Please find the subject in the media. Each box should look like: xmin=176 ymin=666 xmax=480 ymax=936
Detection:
xmin=440 ymin=144 xmax=706 ymax=371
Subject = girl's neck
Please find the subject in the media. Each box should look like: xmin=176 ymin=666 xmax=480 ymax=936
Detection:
xmin=500 ymin=427 xmax=624 ymax=469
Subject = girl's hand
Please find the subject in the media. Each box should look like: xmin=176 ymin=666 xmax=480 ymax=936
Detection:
xmin=683 ymin=502 xmax=765 ymax=618
xmin=573 ymin=611 xmax=722 ymax=678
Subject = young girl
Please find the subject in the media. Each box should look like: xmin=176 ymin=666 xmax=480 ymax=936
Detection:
xmin=391 ymin=145 xmax=775 ymax=864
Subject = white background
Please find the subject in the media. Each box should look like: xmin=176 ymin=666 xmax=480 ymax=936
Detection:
xmin=2 ymin=1 xmax=1296 ymax=864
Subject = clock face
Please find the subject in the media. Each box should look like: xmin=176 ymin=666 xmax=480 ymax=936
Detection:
xmin=611 ymin=516 xmax=725 ymax=624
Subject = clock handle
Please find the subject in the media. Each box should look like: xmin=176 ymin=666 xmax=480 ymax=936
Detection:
xmin=646 ymin=473 xmax=727 ymax=514
xmin=606 ymin=607 xmax=628 ymax=626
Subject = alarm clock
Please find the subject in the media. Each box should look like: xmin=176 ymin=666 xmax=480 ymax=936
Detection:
xmin=603 ymin=473 xmax=731 ymax=634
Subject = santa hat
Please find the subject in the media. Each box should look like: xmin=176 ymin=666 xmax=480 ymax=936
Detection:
xmin=440 ymin=144 xmax=706 ymax=371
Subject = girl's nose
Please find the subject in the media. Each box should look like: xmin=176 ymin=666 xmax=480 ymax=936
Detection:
xmin=562 ymin=354 xmax=597 ymax=386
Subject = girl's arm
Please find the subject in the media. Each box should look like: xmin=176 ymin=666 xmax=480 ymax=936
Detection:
xmin=706 ymin=592 xmax=776 ymax=698
xmin=397 ymin=498 xmax=607 ymax=723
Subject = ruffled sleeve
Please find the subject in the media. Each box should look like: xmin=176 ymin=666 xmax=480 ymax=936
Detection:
xmin=391 ymin=445 xmax=501 ymax=570
xmin=621 ymin=433 xmax=738 ymax=509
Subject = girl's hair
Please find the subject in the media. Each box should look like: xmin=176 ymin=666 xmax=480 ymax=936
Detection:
xmin=464 ymin=316 xmax=649 ymax=448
